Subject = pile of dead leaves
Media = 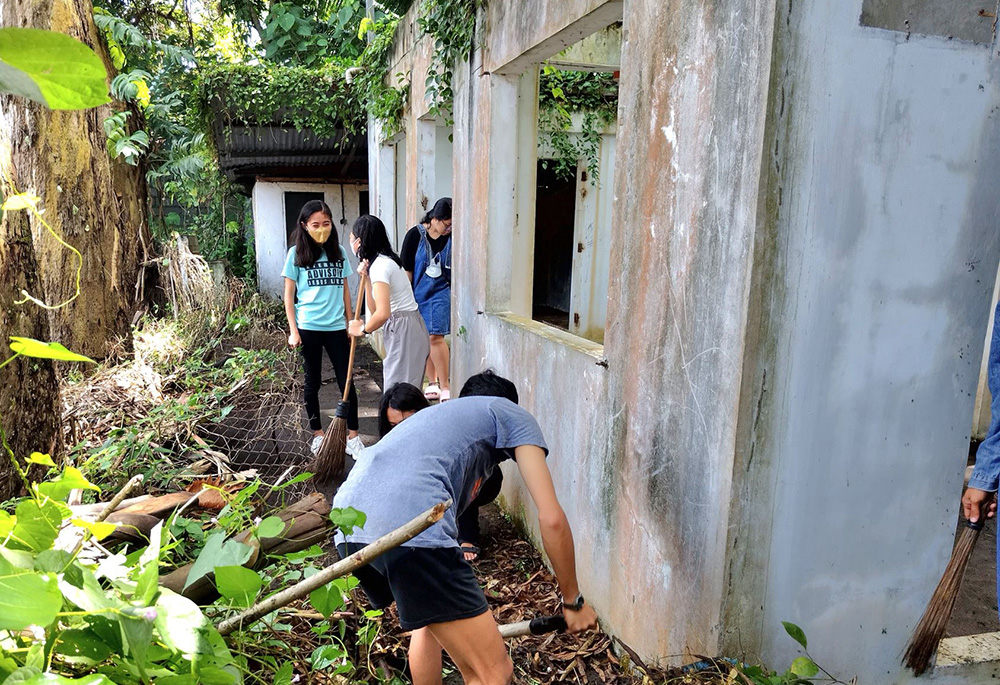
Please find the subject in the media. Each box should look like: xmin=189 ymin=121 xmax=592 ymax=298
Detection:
xmin=322 ymin=505 xmax=758 ymax=685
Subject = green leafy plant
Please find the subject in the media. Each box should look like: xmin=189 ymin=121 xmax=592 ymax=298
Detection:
xmin=417 ymin=0 xmax=478 ymax=125
xmin=538 ymin=66 xmax=618 ymax=183
xmin=0 ymin=27 xmax=109 ymax=109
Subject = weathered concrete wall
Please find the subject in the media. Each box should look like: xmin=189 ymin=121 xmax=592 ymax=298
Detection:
xmin=450 ymin=0 xmax=777 ymax=661
xmin=727 ymin=1 xmax=1000 ymax=681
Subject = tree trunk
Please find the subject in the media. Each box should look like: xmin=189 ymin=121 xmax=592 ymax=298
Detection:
xmin=2 ymin=0 xmax=151 ymax=361
xmin=0 ymin=173 xmax=62 ymax=501
xmin=0 ymin=0 xmax=150 ymax=496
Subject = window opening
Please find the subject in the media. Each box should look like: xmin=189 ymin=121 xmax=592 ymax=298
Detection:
xmin=532 ymin=160 xmax=577 ymax=330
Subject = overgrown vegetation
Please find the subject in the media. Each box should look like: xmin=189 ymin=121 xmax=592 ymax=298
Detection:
xmin=538 ymin=66 xmax=619 ymax=183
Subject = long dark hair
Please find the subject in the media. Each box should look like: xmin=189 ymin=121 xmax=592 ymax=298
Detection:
xmin=352 ymin=214 xmax=403 ymax=268
xmin=378 ymin=382 xmax=431 ymax=436
xmin=420 ymin=197 xmax=452 ymax=225
xmin=292 ymin=200 xmax=342 ymax=268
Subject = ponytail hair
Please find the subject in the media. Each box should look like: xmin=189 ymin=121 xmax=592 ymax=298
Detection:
xmin=420 ymin=197 xmax=452 ymax=225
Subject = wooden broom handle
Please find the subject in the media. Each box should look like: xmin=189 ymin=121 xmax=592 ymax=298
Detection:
xmin=341 ymin=272 xmax=367 ymax=403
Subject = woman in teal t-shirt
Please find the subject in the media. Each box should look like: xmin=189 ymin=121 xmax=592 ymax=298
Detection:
xmin=283 ymin=200 xmax=363 ymax=457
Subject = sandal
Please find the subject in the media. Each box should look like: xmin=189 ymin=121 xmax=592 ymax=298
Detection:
xmin=460 ymin=542 xmax=480 ymax=562
xmin=439 ymin=388 xmax=451 ymax=402
xmin=424 ymin=383 xmax=441 ymax=401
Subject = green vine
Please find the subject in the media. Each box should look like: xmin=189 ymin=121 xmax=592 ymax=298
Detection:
xmin=355 ymin=14 xmax=409 ymax=138
xmin=197 ymin=62 xmax=365 ymax=140
xmin=538 ymin=66 xmax=618 ymax=183
xmin=418 ymin=0 xmax=479 ymax=125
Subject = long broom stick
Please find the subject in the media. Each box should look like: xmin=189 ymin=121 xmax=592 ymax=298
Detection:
xmin=312 ymin=273 xmax=367 ymax=486
xmin=903 ymin=495 xmax=993 ymax=675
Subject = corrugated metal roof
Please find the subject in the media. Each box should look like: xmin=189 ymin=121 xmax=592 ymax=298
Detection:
xmin=208 ymin=108 xmax=368 ymax=189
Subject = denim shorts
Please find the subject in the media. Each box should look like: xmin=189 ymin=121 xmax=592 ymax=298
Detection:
xmin=417 ymin=292 xmax=451 ymax=336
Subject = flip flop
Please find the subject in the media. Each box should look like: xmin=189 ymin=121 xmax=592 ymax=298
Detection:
xmin=460 ymin=542 xmax=480 ymax=562
xmin=424 ymin=383 xmax=441 ymax=401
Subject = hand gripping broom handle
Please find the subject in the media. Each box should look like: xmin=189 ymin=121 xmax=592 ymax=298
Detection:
xmin=498 ymin=614 xmax=567 ymax=639
xmin=339 ymin=272 xmax=368 ymax=404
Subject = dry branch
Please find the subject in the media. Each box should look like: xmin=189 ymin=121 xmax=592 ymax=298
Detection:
xmin=217 ymin=499 xmax=451 ymax=636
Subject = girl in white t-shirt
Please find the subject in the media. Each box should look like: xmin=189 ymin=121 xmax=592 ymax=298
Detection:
xmin=347 ymin=215 xmax=431 ymax=392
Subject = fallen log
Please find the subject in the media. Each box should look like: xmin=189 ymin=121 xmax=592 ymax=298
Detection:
xmin=159 ymin=491 xmax=333 ymax=604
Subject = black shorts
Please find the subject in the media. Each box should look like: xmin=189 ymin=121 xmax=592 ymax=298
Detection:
xmin=336 ymin=543 xmax=489 ymax=631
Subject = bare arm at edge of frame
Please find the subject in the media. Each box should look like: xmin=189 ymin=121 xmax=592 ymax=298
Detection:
xmin=284 ymin=277 xmax=300 ymax=347
xmin=514 ymin=444 xmax=599 ymax=634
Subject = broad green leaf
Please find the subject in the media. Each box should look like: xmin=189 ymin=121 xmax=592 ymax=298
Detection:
xmin=255 ymin=516 xmax=285 ymax=539
xmin=60 ymin=566 xmax=115 ymax=612
xmin=329 ymin=506 xmax=365 ymax=535
xmin=120 ymin=614 xmax=153 ymax=669
xmin=34 ymin=549 xmax=83 ymax=588
xmin=790 ymin=656 xmax=819 ymax=678
xmin=0 ymin=193 xmax=40 ymax=211
xmin=12 ymin=498 xmax=63 ymax=551
xmin=781 ymin=621 xmax=808 ymax=650
xmin=25 ymin=452 xmax=55 ymax=467
xmin=135 ymin=522 xmax=162 ymax=604
xmin=272 ymin=662 xmax=293 ymax=685
xmin=0 ymin=28 xmax=109 ymax=109
xmin=37 ymin=466 xmax=101 ymax=501
xmin=54 ymin=628 xmax=113 ymax=664
xmin=154 ymin=588 xmax=209 ymax=656
xmin=0 ymin=510 xmax=16 ymax=538
xmin=184 ymin=531 xmax=253 ymax=590
xmin=309 ymin=582 xmax=345 ymax=619
xmin=357 ymin=17 xmax=374 ymax=39
xmin=9 ymin=337 xmax=96 ymax=363
xmin=4 ymin=667 xmax=42 ymax=685
xmin=71 ymin=518 xmax=117 ymax=541
xmin=310 ymin=644 xmax=347 ymax=670
xmin=278 ymin=13 xmax=295 ymax=31
xmin=215 ymin=565 xmax=262 ymax=608
xmin=0 ymin=571 xmax=62 ymax=631
xmin=1 ymin=547 xmax=35 ymax=570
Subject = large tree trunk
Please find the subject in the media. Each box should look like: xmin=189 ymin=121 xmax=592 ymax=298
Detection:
xmin=0 ymin=185 xmax=63 ymax=501
xmin=0 ymin=0 xmax=150 ymax=496
xmin=3 ymin=0 xmax=151 ymax=361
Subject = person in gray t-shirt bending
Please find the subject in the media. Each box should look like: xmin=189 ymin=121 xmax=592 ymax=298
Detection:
xmin=333 ymin=380 xmax=598 ymax=685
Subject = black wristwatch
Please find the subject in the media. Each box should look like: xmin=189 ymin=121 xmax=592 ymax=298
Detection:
xmin=562 ymin=593 xmax=585 ymax=612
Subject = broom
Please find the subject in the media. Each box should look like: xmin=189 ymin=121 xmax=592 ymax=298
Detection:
xmin=312 ymin=272 xmax=367 ymax=486
xmin=903 ymin=494 xmax=993 ymax=675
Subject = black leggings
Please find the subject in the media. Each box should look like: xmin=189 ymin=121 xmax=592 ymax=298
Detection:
xmin=457 ymin=469 xmax=503 ymax=546
xmin=299 ymin=328 xmax=359 ymax=432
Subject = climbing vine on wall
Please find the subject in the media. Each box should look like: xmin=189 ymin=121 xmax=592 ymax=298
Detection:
xmin=418 ymin=0 xmax=479 ymax=125
xmin=538 ymin=66 xmax=619 ymax=183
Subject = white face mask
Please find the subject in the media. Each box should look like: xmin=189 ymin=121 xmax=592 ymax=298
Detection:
xmin=425 ymin=253 xmax=442 ymax=278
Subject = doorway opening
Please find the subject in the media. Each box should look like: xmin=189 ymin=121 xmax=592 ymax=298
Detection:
xmin=284 ymin=191 xmax=325 ymax=247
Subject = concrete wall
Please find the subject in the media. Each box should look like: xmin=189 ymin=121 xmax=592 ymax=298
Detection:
xmin=448 ymin=0 xmax=776 ymax=661
xmin=252 ymin=180 xmax=367 ymax=297
xmin=726 ymin=1 xmax=1000 ymax=682
xmin=371 ymin=0 xmax=1000 ymax=679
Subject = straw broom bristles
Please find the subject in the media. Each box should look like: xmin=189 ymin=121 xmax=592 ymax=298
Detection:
xmin=903 ymin=515 xmax=986 ymax=675
xmin=311 ymin=273 xmax=366 ymax=488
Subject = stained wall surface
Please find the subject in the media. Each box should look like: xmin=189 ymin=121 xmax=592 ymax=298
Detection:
xmin=728 ymin=1 xmax=1000 ymax=681
xmin=450 ymin=0 xmax=777 ymax=660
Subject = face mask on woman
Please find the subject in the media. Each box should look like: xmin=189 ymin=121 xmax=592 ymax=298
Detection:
xmin=304 ymin=214 xmax=333 ymax=244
